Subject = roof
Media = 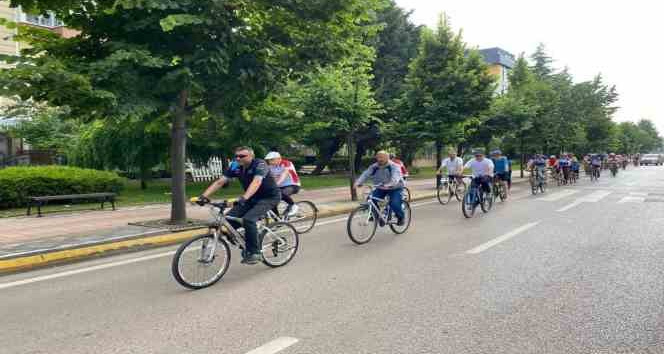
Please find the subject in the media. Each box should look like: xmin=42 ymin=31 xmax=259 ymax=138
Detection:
xmin=479 ymin=47 xmax=516 ymax=69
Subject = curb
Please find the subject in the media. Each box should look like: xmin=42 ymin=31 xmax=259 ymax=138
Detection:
xmin=0 ymin=178 xmax=529 ymax=274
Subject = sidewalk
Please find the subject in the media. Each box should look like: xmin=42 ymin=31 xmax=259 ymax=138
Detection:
xmin=0 ymin=174 xmax=529 ymax=272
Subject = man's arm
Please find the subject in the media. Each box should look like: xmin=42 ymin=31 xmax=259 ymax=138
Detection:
xmin=201 ymin=176 xmax=228 ymax=199
xmin=456 ymin=158 xmax=464 ymax=175
xmin=437 ymin=159 xmax=446 ymax=174
xmin=242 ymin=176 xmax=263 ymax=200
xmin=276 ymin=170 xmax=288 ymax=186
xmin=355 ymin=168 xmax=371 ymax=187
xmin=486 ymin=160 xmax=494 ymax=175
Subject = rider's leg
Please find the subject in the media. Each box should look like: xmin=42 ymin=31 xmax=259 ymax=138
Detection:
xmin=280 ymin=185 xmax=300 ymax=214
xmin=387 ymin=188 xmax=405 ymax=222
xmin=241 ymin=197 xmax=281 ymax=262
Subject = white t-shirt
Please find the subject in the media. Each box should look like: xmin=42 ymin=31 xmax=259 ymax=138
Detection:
xmin=464 ymin=158 xmax=494 ymax=177
xmin=441 ymin=157 xmax=464 ymax=175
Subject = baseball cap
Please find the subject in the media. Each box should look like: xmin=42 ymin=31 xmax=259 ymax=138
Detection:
xmin=264 ymin=152 xmax=281 ymax=160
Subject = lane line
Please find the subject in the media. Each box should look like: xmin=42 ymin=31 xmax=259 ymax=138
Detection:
xmin=0 ymin=199 xmax=443 ymax=289
xmin=556 ymin=200 xmax=583 ymax=212
xmin=538 ymin=190 xmax=580 ymax=202
xmin=618 ymin=196 xmax=645 ymax=204
xmin=245 ymin=337 xmax=299 ymax=354
xmin=0 ymin=251 xmax=175 ymax=290
xmin=556 ymin=190 xmax=611 ymax=212
xmin=465 ymin=222 xmax=540 ymax=254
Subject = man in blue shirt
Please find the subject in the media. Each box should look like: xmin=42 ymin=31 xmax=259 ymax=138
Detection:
xmin=491 ymin=150 xmax=511 ymax=194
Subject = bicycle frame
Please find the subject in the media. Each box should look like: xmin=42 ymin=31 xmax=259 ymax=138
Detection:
xmin=362 ymin=188 xmax=395 ymax=225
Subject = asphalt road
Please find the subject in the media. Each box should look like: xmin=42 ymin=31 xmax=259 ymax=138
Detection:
xmin=2 ymin=166 xmax=664 ymax=354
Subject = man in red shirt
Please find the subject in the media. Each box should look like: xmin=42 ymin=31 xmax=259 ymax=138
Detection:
xmin=390 ymin=154 xmax=409 ymax=180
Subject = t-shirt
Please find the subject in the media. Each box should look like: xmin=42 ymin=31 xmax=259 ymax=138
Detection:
xmin=223 ymin=158 xmax=280 ymax=199
xmin=268 ymin=159 xmax=301 ymax=187
xmin=356 ymin=161 xmax=404 ymax=189
xmin=464 ymin=158 xmax=494 ymax=178
xmin=590 ymin=156 xmax=602 ymax=166
xmin=558 ymin=158 xmax=571 ymax=167
xmin=441 ymin=157 xmax=464 ymax=175
xmin=492 ymin=156 xmax=509 ymax=173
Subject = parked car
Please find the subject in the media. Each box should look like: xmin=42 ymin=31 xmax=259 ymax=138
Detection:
xmin=640 ymin=154 xmax=664 ymax=166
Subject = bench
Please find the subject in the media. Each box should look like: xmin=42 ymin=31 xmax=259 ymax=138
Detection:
xmin=297 ymin=165 xmax=330 ymax=175
xmin=27 ymin=193 xmax=117 ymax=217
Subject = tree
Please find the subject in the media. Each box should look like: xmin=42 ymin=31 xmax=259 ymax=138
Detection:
xmin=530 ymin=43 xmax=554 ymax=79
xmin=1 ymin=0 xmax=384 ymax=223
xmin=400 ymin=14 xmax=495 ymax=166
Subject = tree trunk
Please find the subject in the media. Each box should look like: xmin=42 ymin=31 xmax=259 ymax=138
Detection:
xmin=354 ymin=141 xmax=367 ymax=173
xmin=456 ymin=143 xmax=464 ymax=157
xmin=435 ymin=139 xmax=444 ymax=169
xmin=348 ymin=134 xmax=358 ymax=201
xmin=170 ymin=89 xmax=189 ymax=224
xmin=139 ymin=165 xmax=151 ymax=190
xmin=313 ymin=138 xmax=342 ymax=174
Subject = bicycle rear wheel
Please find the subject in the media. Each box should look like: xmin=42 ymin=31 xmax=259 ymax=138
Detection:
xmin=285 ymin=201 xmax=318 ymax=234
xmin=389 ymin=201 xmax=412 ymax=234
xmin=437 ymin=181 xmax=451 ymax=205
xmin=260 ymin=222 xmax=299 ymax=267
xmin=172 ymin=233 xmax=231 ymax=290
xmin=347 ymin=205 xmax=378 ymax=244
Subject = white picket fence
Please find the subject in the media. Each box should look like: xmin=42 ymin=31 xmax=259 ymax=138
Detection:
xmin=186 ymin=156 xmax=225 ymax=182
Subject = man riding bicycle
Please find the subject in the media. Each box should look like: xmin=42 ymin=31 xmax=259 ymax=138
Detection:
xmin=265 ymin=151 xmax=301 ymax=217
xmin=437 ymin=149 xmax=465 ymax=187
xmin=590 ymin=154 xmax=602 ymax=178
xmin=196 ymin=146 xmax=281 ymax=265
xmin=465 ymin=150 xmax=494 ymax=197
xmin=355 ymin=151 xmax=405 ymax=226
xmin=491 ymin=149 xmax=510 ymax=194
xmin=557 ymin=153 xmax=572 ymax=183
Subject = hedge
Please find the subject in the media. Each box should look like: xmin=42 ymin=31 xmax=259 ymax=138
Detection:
xmin=0 ymin=166 xmax=125 ymax=208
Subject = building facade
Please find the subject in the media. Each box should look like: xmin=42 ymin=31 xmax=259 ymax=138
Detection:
xmin=479 ymin=47 xmax=516 ymax=95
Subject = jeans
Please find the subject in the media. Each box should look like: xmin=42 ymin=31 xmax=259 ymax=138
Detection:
xmin=227 ymin=196 xmax=280 ymax=256
xmin=471 ymin=176 xmax=492 ymax=194
xmin=371 ymin=188 xmax=405 ymax=221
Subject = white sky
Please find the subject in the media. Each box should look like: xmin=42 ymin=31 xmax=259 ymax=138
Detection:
xmin=395 ymin=0 xmax=664 ymax=134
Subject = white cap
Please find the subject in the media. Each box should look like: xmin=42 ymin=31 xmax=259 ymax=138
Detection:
xmin=264 ymin=151 xmax=281 ymax=160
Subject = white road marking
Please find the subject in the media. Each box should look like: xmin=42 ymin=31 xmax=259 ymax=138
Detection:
xmin=465 ymin=222 xmax=540 ymax=254
xmin=618 ymin=196 xmax=645 ymax=204
xmin=556 ymin=190 xmax=611 ymax=212
xmin=538 ymin=190 xmax=580 ymax=202
xmin=0 ymin=199 xmax=443 ymax=289
xmin=0 ymin=251 xmax=175 ymax=290
xmin=630 ymin=192 xmax=648 ymax=197
xmin=245 ymin=337 xmax=299 ymax=354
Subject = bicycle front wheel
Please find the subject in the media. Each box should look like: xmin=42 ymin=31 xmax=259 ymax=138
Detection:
xmin=347 ymin=205 xmax=378 ymax=244
xmin=437 ymin=181 xmax=451 ymax=205
xmin=462 ymin=191 xmax=477 ymax=218
xmin=261 ymin=222 xmax=299 ymax=268
xmin=389 ymin=201 xmax=412 ymax=234
xmin=481 ymin=190 xmax=493 ymax=213
xmin=402 ymin=187 xmax=412 ymax=203
xmin=286 ymin=201 xmax=318 ymax=234
xmin=172 ymin=233 xmax=231 ymax=290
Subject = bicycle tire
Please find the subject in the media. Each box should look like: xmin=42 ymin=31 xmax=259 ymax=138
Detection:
xmin=402 ymin=187 xmax=412 ymax=203
xmin=455 ymin=182 xmax=466 ymax=202
xmin=462 ymin=191 xmax=477 ymax=218
xmin=286 ymin=201 xmax=318 ymax=234
xmin=481 ymin=189 xmax=493 ymax=213
xmin=172 ymin=233 xmax=231 ymax=290
xmin=389 ymin=201 xmax=412 ymax=234
xmin=347 ymin=205 xmax=378 ymax=244
xmin=260 ymin=222 xmax=299 ymax=268
xmin=437 ymin=181 xmax=451 ymax=205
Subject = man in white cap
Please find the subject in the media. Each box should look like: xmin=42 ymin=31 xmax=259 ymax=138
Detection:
xmin=265 ymin=151 xmax=301 ymax=216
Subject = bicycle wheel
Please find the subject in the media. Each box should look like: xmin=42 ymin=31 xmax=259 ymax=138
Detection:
xmin=347 ymin=205 xmax=378 ymax=244
xmin=539 ymin=181 xmax=546 ymax=194
xmin=455 ymin=182 xmax=466 ymax=202
xmin=286 ymin=201 xmax=318 ymax=234
xmin=437 ymin=181 xmax=451 ymax=205
xmin=172 ymin=233 xmax=231 ymax=290
xmin=481 ymin=189 xmax=493 ymax=213
xmin=260 ymin=222 xmax=299 ymax=267
xmin=389 ymin=201 xmax=412 ymax=234
xmin=462 ymin=191 xmax=477 ymax=218
xmin=402 ymin=187 xmax=412 ymax=202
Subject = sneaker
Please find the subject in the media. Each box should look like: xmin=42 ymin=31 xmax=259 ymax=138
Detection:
xmin=241 ymin=253 xmax=263 ymax=265
xmin=287 ymin=204 xmax=299 ymax=217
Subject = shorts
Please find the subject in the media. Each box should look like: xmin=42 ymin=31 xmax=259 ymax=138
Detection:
xmin=495 ymin=172 xmax=510 ymax=182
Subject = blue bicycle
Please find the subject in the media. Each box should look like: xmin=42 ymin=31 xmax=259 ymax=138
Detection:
xmin=462 ymin=177 xmax=493 ymax=218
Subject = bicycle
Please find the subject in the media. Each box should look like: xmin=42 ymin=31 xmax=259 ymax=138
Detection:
xmin=492 ymin=175 xmax=508 ymax=202
xmin=436 ymin=174 xmax=466 ymax=205
xmin=610 ymin=163 xmax=619 ymax=177
xmin=462 ymin=177 xmax=493 ymax=218
xmin=266 ymin=200 xmax=318 ymax=234
xmin=529 ymin=168 xmax=547 ymax=195
xmin=346 ymin=186 xmax=412 ymax=244
xmin=590 ymin=165 xmax=601 ymax=182
xmin=172 ymin=200 xmax=299 ymax=289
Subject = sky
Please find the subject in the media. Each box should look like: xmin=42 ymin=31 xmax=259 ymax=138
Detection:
xmin=395 ymin=0 xmax=664 ymax=134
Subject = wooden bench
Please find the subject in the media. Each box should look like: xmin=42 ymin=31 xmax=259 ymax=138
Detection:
xmin=297 ymin=165 xmax=330 ymax=175
xmin=27 ymin=193 xmax=117 ymax=217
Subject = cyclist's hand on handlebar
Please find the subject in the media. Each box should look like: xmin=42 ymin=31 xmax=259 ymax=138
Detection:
xmin=192 ymin=195 xmax=210 ymax=206
xmin=235 ymin=196 xmax=247 ymax=207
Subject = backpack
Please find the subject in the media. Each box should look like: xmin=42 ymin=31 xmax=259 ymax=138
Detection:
xmin=370 ymin=164 xmax=393 ymax=176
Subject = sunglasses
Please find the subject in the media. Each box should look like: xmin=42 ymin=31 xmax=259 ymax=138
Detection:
xmin=235 ymin=154 xmax=249 ymax=159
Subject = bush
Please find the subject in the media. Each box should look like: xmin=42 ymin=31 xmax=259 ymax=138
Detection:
xmin=0 ymin=166 xmax=125 ymax=208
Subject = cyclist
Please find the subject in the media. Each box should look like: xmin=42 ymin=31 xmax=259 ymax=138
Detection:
xmin=390 ymin=154 xmax=409 ymax=180
xmin=527 ymin=154 xmax=548 ymax=183
xmin=590 ymin=154 xmax=602 ymax=178
xmin=608 ymin=153 xmax=619 ymax=175
xmin=464 ymin=150 xmax=494 ymax=198
xmin=571 ymin=155 xmax=581 ymax=180
xmin=437 ymin=149 xmax=465 ymax=188
xmin=355 ymin=151 xmax=405 ymax=226
xmin=491 ymin=149 xmax=510 ymax=194
xmin=558 ymin=153 xmax=571 ymax=183
xmin=196 ymin=146 xmax=281 ymax=265
xmin=548 ymin=155 xmax=558 ymax=169
xmin=265 ymin=151 xmax=301 ymax=217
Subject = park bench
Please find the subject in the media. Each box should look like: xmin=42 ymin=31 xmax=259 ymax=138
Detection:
xmin=27 ymin=192 xmax=117 ymax=217
xmin=297 ymin=165 xmax=331 ymax=175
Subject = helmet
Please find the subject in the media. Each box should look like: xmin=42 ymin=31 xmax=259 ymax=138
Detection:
xmin=472 ymin=150 xmax=484 ymax=156
xmin=550 ymin=155 xmax=556 ymax=159
xmin=491 ymin=149 xmax=502 ymax=155
xmin=264 ymin=151 xmax=281 ymax=160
